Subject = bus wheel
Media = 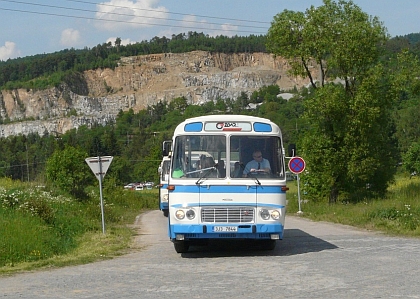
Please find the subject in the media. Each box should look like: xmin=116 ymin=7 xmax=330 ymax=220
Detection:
xmin=163 ymin=209 xmax=169 ymax=217
xmin=260 ymin=240 xmax=277 ymax=250
xmin=174 ymin=241 xmax=190 ymax=253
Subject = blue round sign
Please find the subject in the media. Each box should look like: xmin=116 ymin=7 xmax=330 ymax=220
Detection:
xmin=288 ymin=156 xmax=306 ymax=174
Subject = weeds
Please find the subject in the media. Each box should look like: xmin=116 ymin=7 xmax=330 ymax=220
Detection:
xmin=0 ymin=178 xmax=158 ymax=273
xmin=286 ymin=175 xmax=420 ymax=236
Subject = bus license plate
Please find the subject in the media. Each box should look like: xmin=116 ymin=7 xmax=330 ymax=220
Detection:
xmin=213 ymin=226 xmax=238 ymax=232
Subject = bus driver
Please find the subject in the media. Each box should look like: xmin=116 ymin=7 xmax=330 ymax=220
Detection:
xmin=243 ymin=150 xmax=271 ymax=177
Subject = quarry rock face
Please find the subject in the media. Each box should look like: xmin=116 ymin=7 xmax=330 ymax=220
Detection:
xmin=0 ymin=51 xmax=315 ymax=137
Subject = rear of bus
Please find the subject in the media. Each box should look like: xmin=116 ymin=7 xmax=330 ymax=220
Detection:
xmin=168 ymin=115 xmax=288 ymax=253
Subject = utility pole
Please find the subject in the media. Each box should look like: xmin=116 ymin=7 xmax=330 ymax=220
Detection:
xmin=26 ymin=144 xmax=29 ymax=182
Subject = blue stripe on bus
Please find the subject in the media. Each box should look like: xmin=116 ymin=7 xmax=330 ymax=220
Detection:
xmin=169 ymin=185 xmax=285 ymax=194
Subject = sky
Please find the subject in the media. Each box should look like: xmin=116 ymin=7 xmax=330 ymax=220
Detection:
xmin=0 ymin=0 xmax=419 ymax=61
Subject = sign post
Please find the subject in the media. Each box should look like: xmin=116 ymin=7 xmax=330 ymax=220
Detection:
xmin=85 ymin=156 xmax=113 ymax=234
xmin=288 ymin=156 xmax=306 ymax=214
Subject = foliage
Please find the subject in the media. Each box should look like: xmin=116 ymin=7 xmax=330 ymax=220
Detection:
xmin=286 ymin=175 xmax=420 ymax=236
xmin=402 ymin=141 xmax=420 ymax=175
xmin=45 ymin=146 xmax=93 ymax=198
xmin=266 ymin=0 xmax=388 ymax=90
xmin=301 ymin=65 xmax=398 ymax=203
xmin=267 ymin=0 xmax=400 ymax=203
xmin=0 ymin=178 xmax=158 ymax=272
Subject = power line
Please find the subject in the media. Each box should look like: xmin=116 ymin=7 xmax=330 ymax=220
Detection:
xmin=64 ymin=0 xmax=271 ymax=25
xmin=0 ymin=7 xmax=265 ymax=35
xmin=0 ymin=0 xmax=269 ymax=34
xmin=0 ymin=0 xmax=268 ymax=29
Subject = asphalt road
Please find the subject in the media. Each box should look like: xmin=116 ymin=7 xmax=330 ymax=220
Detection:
xmin=1 ymin=210 xmax=420 ymax=299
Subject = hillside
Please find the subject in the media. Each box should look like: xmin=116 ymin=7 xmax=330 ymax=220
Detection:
xmin=0 ymin=51 xmax=316 ymax=137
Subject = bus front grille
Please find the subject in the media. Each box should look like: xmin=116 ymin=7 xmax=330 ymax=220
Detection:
xmin=201 ymin=207 xmax=254 ymax=223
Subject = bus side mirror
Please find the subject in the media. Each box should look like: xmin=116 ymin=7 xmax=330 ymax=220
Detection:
xmin=288 ymin=144 xmax=296 ymax=157
xmin=162 ymin=140 xmax=172 ymax=157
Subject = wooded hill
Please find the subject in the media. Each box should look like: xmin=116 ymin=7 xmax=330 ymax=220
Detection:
xmin=1 ymin=31 xmax=420 ymax=90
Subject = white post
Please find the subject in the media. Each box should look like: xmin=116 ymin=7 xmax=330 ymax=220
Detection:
xmin=296 ymin=174 xmax=303 ymax=214
xmin=98 ymin=156 xmax=106 ymax=234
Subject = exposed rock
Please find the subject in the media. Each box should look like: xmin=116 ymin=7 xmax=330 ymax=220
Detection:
xmin=0 ymin=51 xmax=317 ymax=137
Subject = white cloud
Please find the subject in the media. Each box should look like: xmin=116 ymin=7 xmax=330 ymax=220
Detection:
xmin=60 ymin=29 xmax=81 ymax=47
xmin=175 ymin=15 xmax=239 ymax=37
xmin=0 ymin=41 xmax=21 ymax=61
xmin=106 ymin=37 xmax=132 ymax=46
xmin=95 ymin=0 xmax=168 ymax=31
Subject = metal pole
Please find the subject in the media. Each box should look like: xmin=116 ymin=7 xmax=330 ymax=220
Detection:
xmin=296 ymin=174 xmax=303 ymax=214
xmin=98 ymin=156 xmax=106 ymax=234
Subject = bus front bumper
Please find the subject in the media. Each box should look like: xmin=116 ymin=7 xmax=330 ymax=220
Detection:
xmin=169 ymin=223 xmax=284 ymax=240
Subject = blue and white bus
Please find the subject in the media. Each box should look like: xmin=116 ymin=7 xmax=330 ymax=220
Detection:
xmin=158 ymin=156 xmax=171 ymax=217
xmin=167 ymin=115 xmax=288 ymax=253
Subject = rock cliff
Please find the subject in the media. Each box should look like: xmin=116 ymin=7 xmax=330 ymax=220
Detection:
xmin=0 ymin=51 xmax=316 ymax=137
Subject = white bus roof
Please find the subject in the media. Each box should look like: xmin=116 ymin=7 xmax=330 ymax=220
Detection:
xmin=173 ymin=114 xmax=281 ymax=135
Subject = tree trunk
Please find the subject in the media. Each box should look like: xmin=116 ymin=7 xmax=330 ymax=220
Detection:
xmin=329 ymin=186 xmax=339 ymax=204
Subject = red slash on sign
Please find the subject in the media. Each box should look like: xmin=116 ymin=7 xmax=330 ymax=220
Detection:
xmin=288 ymin=156 xmax=306 ymax=174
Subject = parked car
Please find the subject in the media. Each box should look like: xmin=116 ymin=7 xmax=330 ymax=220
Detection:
xmin=124 ymin=183 xmax=135 ymax=189
xmin=135 ymin=185 xmax=144 ymax=191
xmin=286 ymin=171 xmax=296 ymax=181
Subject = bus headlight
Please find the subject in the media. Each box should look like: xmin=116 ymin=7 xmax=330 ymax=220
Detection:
xmin=260 ymin=209 xmax=270 ymax=220
xmin=186 ymin=209 xmax=196 ymax=220
xmin=271 ymin=210 xmax=280 ymax=220
xmin=175 ymin=210 xmax=185 ymax=220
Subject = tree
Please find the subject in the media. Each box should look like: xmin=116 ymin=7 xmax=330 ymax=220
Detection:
xmin=266 ymin=0 xmax=395 ymax=203
xmin=266 ymin=0 xmax=388 ymax=90
xmin=45 ymin=146 xmax=93 ymax=198
xmin=402 ymin=141 xmax=420 ymax=176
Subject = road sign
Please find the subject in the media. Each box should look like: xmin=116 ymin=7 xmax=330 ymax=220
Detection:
xmin=288 ymin=156 xmax=306 ymax=174
xmin=85 ymin=156 xmax=113 ymax=235
xmin=85 ymin=156 xmax=113 ymax=180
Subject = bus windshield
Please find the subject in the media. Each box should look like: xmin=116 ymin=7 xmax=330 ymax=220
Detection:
xmin=171 ymin=134 xmax=285 ymax=179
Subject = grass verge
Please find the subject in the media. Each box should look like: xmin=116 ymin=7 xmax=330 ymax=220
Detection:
xmin=286 ymin=175 xmax=420 ymax=237
xmin=0 ymin=178 xmax=158 ymax=276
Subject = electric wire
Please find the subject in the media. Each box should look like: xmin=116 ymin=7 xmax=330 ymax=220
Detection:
xmin=0 ymin=0 xmax=270 ymax=34
xmin=0 ymin=0 xmax=268 ymax=29
xmin=64 ymin=0 xmax=271 ymax=25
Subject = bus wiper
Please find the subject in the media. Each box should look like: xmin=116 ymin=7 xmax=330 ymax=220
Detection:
xmin=253 ymin=176 xmax=261 ymax=186
xmin=195 ymin=165 xmax=217 ymax=185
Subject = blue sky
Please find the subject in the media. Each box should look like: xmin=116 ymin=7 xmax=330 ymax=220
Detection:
xmin=0 ymin=0 xmax=419 ymax=61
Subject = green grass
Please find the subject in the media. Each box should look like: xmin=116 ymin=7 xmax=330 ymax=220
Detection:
xmin=0 ymin=178 xmax=158 ymax=275
xmin=286 ymin=175 xmax=420 ymax=237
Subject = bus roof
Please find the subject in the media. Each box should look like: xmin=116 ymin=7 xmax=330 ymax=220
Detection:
xmin=173 ymin=114 xmax=281 ymax=135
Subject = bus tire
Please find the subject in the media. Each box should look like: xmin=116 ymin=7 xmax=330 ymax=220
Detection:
xmin=261 ymin=240 xmax=277 ymax=250
xmin=174 ymin=241 xmax=190 ymax=253
xmin=163 ymin=209 xmax=169 ymax=217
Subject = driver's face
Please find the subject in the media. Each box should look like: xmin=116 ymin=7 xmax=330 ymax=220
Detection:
xmin=253 ymin=153 xmax=262 ymax=161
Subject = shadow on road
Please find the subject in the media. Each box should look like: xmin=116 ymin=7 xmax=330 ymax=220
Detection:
xmin=181 ymin=228 xmax=338 ymax=258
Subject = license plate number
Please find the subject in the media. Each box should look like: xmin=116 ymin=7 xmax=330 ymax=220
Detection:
xmin=213 ymin=226 xmax=238 ymax=232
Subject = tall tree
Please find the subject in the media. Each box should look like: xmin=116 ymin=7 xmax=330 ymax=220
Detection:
xmin=266 ymin=0 xmax=387 ymax=90
xmin=266 ymin=0 xmax=396 ymax=203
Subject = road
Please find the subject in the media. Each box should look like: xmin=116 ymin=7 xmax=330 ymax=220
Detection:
xmin=1 ymin=210 xmax=420 ymax=299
